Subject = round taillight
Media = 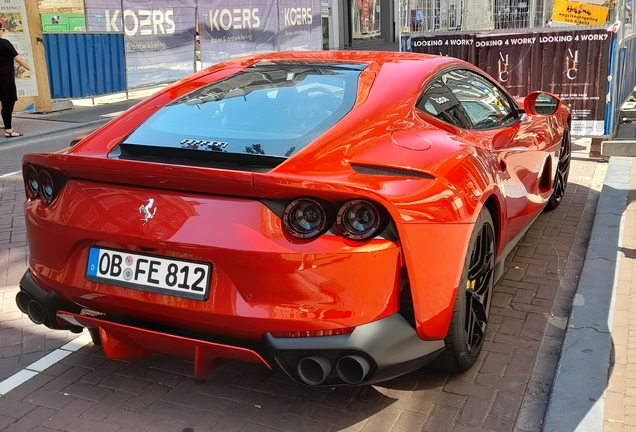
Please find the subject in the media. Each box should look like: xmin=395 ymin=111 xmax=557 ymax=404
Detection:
xmin=25 ymin=165 xmax=39 ymax=198
xmin=283 ymin=199 xmax=327 ymax=239
xmin=39 ymin=170 xmax=55 ymax=204
xmin=337 ymin=200 xmax=381 ymax=240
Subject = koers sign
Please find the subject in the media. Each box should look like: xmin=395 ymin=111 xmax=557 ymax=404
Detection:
xmin=208 ymin=8 xmax=261 ymax=31
xmin=206 ymin=7 xmax=312 ymax=31
xmin=284 ymin=8 xmax=312 ymax=26
xmin=105 ymin=9 xmax=176 ymax=36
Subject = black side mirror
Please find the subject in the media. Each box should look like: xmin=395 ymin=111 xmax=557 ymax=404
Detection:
xmin=70 ymin=133 xmax=90 ymax=146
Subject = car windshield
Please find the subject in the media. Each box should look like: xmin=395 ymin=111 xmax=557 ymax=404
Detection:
xmin=123 ymin=62 xmax=365 ymax=158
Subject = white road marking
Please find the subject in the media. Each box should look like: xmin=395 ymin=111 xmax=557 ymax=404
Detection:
xmin=0 ymin=331 xmax=92 ymax=396
xmin=103 ymin=111 xmax=124 ymax=118
xmin=0 ymin=370 xmax=38 ymax=395
xmin=0 ymin=170 xmax=21 ymax=179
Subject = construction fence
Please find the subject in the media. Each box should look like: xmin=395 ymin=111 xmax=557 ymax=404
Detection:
xmin=399 ymin=0 xmax=635 ymax=137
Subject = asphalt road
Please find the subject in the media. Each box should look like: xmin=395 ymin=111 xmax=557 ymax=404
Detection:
xmin=0 ymin=126 xmax=99 ymax=177
xmin=0 ymin=136 xmax=606 ymax=432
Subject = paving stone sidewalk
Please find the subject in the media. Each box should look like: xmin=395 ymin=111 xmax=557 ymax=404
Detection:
xmin=0 ymin=138 xmax=606 ymax=432
xmin=604 ymin=160 xmax=636 ymax=432
xmin=0 ymin=172 xmax=80 ymax=386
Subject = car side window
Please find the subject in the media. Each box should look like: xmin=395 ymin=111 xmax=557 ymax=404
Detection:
xmin=442 ymin=69 xmax=517 ymax=130
xmin=416 ymin=78 xmax=474 ymax=129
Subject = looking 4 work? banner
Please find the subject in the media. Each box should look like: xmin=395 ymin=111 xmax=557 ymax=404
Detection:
xmin=409 ymin=29 xmax=612 ymax=136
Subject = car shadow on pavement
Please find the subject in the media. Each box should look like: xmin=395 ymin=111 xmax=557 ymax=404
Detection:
xmin=57 ymin=348 xmax=399 ymax=431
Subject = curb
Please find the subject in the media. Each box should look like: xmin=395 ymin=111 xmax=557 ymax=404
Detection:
xmin=602 ymin=139 xmax=636 ymax=157
xmin=5 ymin=118 xmax=110 ymax=144
xmin=542 ymin=157 xmax=630 ymax=432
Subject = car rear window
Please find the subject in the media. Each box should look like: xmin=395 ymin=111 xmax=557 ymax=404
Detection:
xmin=122 ymin=62 xmax=365 ymax=159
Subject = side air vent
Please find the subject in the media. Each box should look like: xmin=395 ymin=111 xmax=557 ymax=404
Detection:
xmin=539 ymin=158 xmax=552 ymax=192
xmin=351 ymin=164 xmax=434 ymax=179
xmin=398 ymin=267 xmax=416 ymax=328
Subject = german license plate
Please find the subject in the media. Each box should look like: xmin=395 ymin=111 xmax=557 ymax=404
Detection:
xmin=86 ymin=247 xmax=211 ymax=300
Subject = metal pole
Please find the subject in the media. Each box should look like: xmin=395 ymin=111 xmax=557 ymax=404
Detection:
xmin=121 ymin=0 xmax=128 ymax=99
xmin=527 ymin=0 xmax=537 ymax=27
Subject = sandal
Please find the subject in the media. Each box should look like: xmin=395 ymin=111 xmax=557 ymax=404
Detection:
xmin=5 ymin=130 xmax=23 ymax=138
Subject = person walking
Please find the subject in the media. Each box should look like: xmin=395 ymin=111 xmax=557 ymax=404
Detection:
xmin=0 ymin=22 xmax=30 ymax=138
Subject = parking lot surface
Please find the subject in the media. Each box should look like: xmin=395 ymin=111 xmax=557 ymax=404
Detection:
xmin=0 ymin=137 xmax=605 ymax=432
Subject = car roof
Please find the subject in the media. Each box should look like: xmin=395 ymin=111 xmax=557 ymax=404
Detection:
xmin=216 ymin=50 xmax=466 ymax=74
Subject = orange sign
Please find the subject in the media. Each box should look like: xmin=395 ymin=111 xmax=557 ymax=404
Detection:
xmin=551 ymin=0 xmax=609 ymax=26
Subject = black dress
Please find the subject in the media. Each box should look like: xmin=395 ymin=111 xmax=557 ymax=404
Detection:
xmin=0 ymin=38 xmax=18 ymax=102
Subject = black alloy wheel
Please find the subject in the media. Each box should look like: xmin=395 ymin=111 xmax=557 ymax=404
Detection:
xmin=464 ymin=217 xmax=495 ymax=356
xmin=545 ymin=126 xmax=571 ymax=211
xmin=433 ymin=208 xmax=495 ymax=372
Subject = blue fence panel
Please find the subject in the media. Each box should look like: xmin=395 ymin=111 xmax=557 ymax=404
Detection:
xmin=608 ymin=35 xmax=636 ymax=135
xmin=44 ymin=33 xmax=126 ymax=99
xmin=616 ymin=36 xmax=636 ymax=108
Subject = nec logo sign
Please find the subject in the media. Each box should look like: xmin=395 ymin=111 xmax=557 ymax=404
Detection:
xmin=105 ymin=10 xmax=175 ymax=36
xmin=209 ymin=9 xmax=261 ymax=31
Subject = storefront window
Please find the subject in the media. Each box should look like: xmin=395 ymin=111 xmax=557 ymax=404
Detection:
xmin=352 ymin=0 xmax=382 ymax=40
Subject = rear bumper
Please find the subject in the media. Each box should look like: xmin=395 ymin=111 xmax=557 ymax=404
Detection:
xmin=19 ymin=269 xmax=445 ymax=387
xmin=24 ymin=182 xmax=402 ymax=337
xmin=266 ymin=313 xmax=444 ymax=386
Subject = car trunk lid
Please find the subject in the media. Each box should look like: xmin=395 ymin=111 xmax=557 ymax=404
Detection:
xmin=23 ymin=152 xmax=258 ymax=198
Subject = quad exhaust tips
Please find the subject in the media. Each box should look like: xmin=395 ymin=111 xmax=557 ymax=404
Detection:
xmin=16 ymin=272 xmax=92 ymax=334
xmin=336 ymin=355 xmax=371 ymax=385
xmin=296 ymin=354 xmax=372 ymax=386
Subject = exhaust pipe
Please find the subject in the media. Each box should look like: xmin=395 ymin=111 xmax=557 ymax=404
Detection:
xmin=297 ymin=356 xmax=332 ymax=386
xmin=336 ymin=355 xmax=371 ymax=384
xmin=15 ymin=290 xmax=33 ymax=314
xmin=26 ymin=300 xmax=47 ymax=325
xmin=17 ymin=271 xmax=83 ymax=332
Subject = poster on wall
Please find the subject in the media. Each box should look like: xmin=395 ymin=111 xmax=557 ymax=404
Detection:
xmin=276 ymin=0 xmax=321 ymax=51
xmin=474 ymin=33 xmax=539 ymax=98
xmin=535 ymin=29 xmax=611 ymax=136
xmin=85 ymin=0 xmax=196 ymax=88
xmin=474 ymin=30 xmax=611 ymax=135
xmin=409 ymin=29 xmax=611 ymax=136
xmin=197 ymin=0 xmax=277 ymax=68
xmin=0 ymin=0 xmax=38 ymax=97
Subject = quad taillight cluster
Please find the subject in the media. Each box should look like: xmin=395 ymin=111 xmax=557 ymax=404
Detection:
xmin=283 ymin=198 xmax=386 ymax=240
xmin=24 ymin=165 xmax=65 ymax=205
xmin=23 ymin=164 xmax=388 ymax=241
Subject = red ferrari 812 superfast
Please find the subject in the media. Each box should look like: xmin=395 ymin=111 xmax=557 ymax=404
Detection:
xmin=17 ymin=51 xmax=570 ymax=387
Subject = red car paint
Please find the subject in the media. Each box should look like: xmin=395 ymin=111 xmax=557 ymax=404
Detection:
xmin=19 ymin=51 xmax=570 ymax=385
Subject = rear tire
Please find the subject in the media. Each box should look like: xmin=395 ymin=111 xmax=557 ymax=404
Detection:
xmin=545 ymin=126 xmax=571 ymax=211
xmin=432 ymin=208 xmax=496 ymax=372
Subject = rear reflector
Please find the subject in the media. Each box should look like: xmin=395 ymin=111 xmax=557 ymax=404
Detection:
xmin=271 ymin=327 xmax=354 ymax=338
